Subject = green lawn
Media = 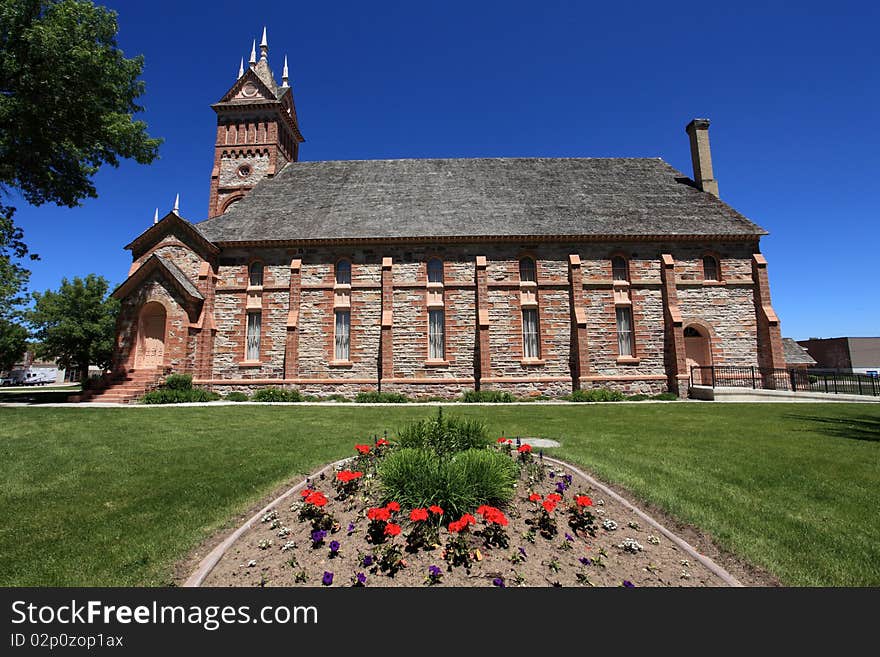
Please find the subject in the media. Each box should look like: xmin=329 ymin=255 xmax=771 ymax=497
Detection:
xmin=1 ymin=403 xmax=878 ymax=586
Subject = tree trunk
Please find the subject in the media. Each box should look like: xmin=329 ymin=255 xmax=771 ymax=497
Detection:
xmin=79 ymin=358 xmax=90 ymax=385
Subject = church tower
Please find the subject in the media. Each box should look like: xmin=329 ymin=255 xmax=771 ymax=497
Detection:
xmin=207 ymin=28 xmax=304 ymax=218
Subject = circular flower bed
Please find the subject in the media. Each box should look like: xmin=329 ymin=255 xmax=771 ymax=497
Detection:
xmin=201 ymin=438 xmax=732 ymax=587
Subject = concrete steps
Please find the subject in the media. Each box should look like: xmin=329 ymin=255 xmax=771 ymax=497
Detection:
xmin=85 ymin=368 xmax=164 ymax=404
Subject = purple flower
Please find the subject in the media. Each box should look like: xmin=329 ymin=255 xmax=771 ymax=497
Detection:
xmin=428 ymin=565 xmax=442 ymax=578
xmin=356 ymin=572 xmax=366 ymax=585
xmin=563 ymin=474 xmax=573 ymax=486
xmin=492 ymin=577 xmax=505 ymax=588
xmin=539 ymin=450 xmax=543 ymax=460
xmin=347 ymin=522 xmax=355 ymax=535
xmin=579 ymin=557 xmax=592 ymax=566
xmin=556 ymin=481 xmax=567 ymax=494
xmin=363 ymin=555 xmax=373 ymax=567
xmin=519 ymin=547 xmax=528 ymax=558
xmin=311 ymin=529 xmax=327 ymax=545
xmin=329 ymin=540 xmax=340 ymax=554
xmin=322 ymin=571 xmax=334 ymax=586
xmin=515 ymin=437 xmax=521 ymax=447
xmin=549 ymin=471 xmax=555 ymax=478
xmin=623 ymin=580 xmax=635 ymax=588
xmin=565 ymin=533 xmax=575 ymax=542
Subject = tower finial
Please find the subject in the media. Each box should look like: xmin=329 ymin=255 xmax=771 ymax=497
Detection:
xmin=153 ymin=208 xmax=159 ymax=225
xmin=238 ymin=57 xmax=244 ymax=79
xmin=249 ymin=39 xmax=256 ymax=66
xmin=282 ymin=55 xmax=289 ymax=86
xmin=173 ymin=193 xmax=179 ymax=215
xmin=260 ymin=26 xmax=268 ymax=61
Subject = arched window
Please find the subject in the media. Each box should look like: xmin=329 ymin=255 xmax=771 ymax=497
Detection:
xmin=335 ymin=259 xmax=351 ymax=285
xmin=611 ymin=256 xmax=629 ymax=282
xmin=684 ymin=326 xmax=702 ymax=337
xmin=248 ymin=261 xmax=263 ymax=287
xmin=427 ymin=258 xmax=444 ymax=283
xmin=702 ymin=255 xmax=719 ymax=281
xmin=519 ymin=257 xmax=536 ymax=283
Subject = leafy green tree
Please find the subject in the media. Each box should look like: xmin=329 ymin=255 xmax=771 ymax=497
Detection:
xmin=0 ymin=317 xmax=28 ymax=372
xmin=0 ymin=1 xmax=161 ymax=352
xmin=0 ymin=0 xmax=162 ymax=207
xmin=28 ymin=275 xmax=119 ymax=382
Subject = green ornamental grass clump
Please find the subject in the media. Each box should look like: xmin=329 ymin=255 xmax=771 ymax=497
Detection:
xmin=354 ymin=391 xmax=410 ymax=404
xmin=163 ymin=374 xmax=193 ymax=390
xmin=566 ymin=388 xmax=626 ymax=402
xmin=460 ymin=390 xmax=516 ymax=403
xmin=140 ymin=388 xmax=220 ymax=404
xmin=397 ymin=411 xmax=490 ymax=456
xmin=224 ymin=391 xmax=249 ymax=402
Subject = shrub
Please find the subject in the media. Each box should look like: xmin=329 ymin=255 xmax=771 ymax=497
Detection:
xmin=626 ymin=393 xmax=650 ymax=401
xmin=140 ymin=388 xmax=220 ymax=404
xmin=164 ymin=374 xmax=193 ymax=390
xmin=459 ymin=389 xmax=515 ymax=403
xmin=354 ymin=391 xmax=409 ymax=404
xmin=379 ymin=448 xmax=517 ymax=519
xmin=324 ymin=393 xmax=350 ymax=403
xmin=565 ymin=388 xmax=625 ymax=402
xmin=398 ymin=409 xmax=490 ymax=456
xmin=224 ymin=391 xmax=249 ymax=402
xmin=652 ymin=392 xmax=679 ymax=401
xmin=251 ymin=388 xmax=302 ymax=402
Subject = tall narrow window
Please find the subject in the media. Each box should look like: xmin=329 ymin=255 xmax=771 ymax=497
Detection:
xmin=522 ymin=309 xmax=540 ymax=359
xmin=249 ymin=262 xmax=263 ymax=287
xmin=429 ymin=309 xmax=445 ymax=360
xmin=427 ymin=258 xmax=444 ymax=283
xmin=335 ymin=311 xmax=350 ymax=361
xmin=246 ymin=312 xmax=261 ymax=361
xmin=702 ymin=255 xmax=719 ymax=281
xmin=616 ymin=307 xmax=633 ymax=357
xmin=336 ymin=259 xmax=351 ymax=285
xmin=611 ymin=256 xmax=629 ymax=282
xmin=519 ymin=257 xmax=537 ymax=282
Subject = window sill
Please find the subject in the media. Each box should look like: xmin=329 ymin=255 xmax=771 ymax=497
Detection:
xmin=329 ymin=360 xmax=354 ymax=368
xmin=237 ymin=360 xmax=262 ymax=367
xmin=521 ymin=358 xmax=546 ymax=366
xmin=616 ymin=357 xmax=641 ymax=365
xmin=246 ymin=285 xmax=263 ymax=293
xmin=424 ymin=360 xmax=450 ymax=367
xmin=701 ymin=280 xmax=726 ymax=286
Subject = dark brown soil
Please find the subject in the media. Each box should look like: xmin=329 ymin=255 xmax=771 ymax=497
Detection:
xmin=196 ymin=450 xmax=770 ymax=588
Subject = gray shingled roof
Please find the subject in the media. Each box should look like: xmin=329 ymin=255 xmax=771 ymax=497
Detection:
xmin=783 ymin=338 xmax=817 ymax=366
xmin=196 ymin=157 xmax=767 ymax=243
xmin=153 ymin=254 xmax=203 ymax=301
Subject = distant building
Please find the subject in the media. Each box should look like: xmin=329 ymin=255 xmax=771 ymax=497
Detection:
xmin=782 ymin=338 xmax=816 ymax=371
xmin=797 ymin=337 xmax=880 ymax=375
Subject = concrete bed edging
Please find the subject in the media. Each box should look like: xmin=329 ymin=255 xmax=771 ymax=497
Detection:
xmin=185 ymin=455 xmax=743 ymax=587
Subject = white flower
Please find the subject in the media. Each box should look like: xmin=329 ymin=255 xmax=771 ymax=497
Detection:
xmin=619 ymin=537 xmax=643 ymax=553
xmin=280 ymin=541 xmax=296 ymax=552
xmin=246 ymin=560 xmax=257 ymax=567
xmin=647 ymin=535 xmax=660 ymax=545
xmin=602 ymin=519 xmax=618 ymax=531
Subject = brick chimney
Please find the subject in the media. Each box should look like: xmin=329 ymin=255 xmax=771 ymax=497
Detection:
xmin=685 ymin=118 xmax=719 ymax=197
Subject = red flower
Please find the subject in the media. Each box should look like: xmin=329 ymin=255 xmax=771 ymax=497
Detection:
xmin=460 ymin=513 xmax=477 ymax=527
xmin=476 ymin=505 xmax=492 ymax=516
xmin=481 ymin=507 xmax=508 ymax=526
xmin=336 ymin=470 xmax=364 ymax=483
xmin=377 ymin=438 xmax=390 ymax=446
xmin=300 ymin=488 xmax=313 ymax=498
xmin=367 ymin=507 xmax=391 ymax=522
xmin=410 ymin=508 xmax=429 ymax=522
xmin=542 ymin=500 xmax=557 ymax=513
xmin=546 ymin=493 xmax=562 ymax=504
xmin=354 ymin=444 xmax=370 ymax=455
xmin=576 ymin=495 xmax=593 ymax=507
xmin=518 ymin=444 xmax=532 ymax=453
xmin=448 ymin=520 xmax=465 ymax=533
xmin=305 ymin=491 xmax=328 ymax=507
xmin=384 ymin=522 xmax=402 ymax=537
xmin=428 ymin=505 xmax=444 ymax=515
xmin=496 ymin=437 xmax=508 ymax=443
xmin=528 ymin=493 xmax=542 ymax=502
xmin=385 ymin=501 xmax=401 ymax=513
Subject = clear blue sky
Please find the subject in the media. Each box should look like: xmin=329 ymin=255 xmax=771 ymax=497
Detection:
xmin=10 ymin=0 xmax=879 ymax=340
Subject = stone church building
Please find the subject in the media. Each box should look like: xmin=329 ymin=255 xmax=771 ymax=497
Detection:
xmin=102 ymin=33 xmax=786 ymax=401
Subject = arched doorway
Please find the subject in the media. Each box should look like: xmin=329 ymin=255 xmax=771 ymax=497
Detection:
xmin=136 ymin=302 xmax=166 ymax=369
xmin=684 ymin=324 xmax=712 ymax=385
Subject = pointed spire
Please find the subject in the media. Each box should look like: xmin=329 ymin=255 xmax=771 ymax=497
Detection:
xmin=172 ymin=193 xmax=179 ymax=215
xmin=249 ymin=39 xmax=256 ymax=66
xmin=282 ymin=55 xmax=289 ymax=86
xmin=153 ymin=208 xmax=159 ymax=225
xmin=260 ymin=26 xmax=268 ymax=61
xmin=238 ymin=57 xmax=244 ymax=79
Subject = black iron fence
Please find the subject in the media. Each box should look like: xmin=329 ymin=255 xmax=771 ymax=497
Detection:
xmin=690 ymin=366 xmax=880 ymax=397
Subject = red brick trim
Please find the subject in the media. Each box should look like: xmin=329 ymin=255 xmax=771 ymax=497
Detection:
xmin=284 ymin=258 xmax=301 ymax=379
xmin=475 ymin=255 xmax=491 ymax=385
xmin=660 ymin=254 xmax=687 ymax=394
xmin=380 ymin=257 xmax=394 ymax=382
xmin=483 ymin=376 xmax=571 ymax=383
xmin=579 ymin=375 xmax=668 ymax=382
xmin=568 ymin=254 xmax=590 ymax=387
xmin=751 ymin=253 xmax=786 ymax=384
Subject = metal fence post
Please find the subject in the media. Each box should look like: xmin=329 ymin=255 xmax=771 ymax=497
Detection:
xmin=751 ymin=366 xmax=756 ymax=389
